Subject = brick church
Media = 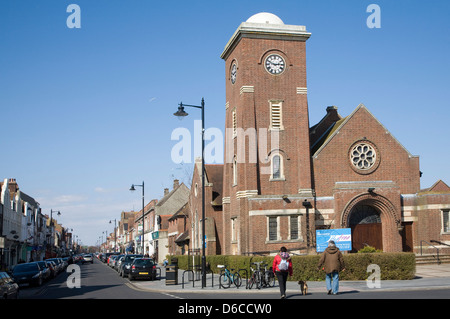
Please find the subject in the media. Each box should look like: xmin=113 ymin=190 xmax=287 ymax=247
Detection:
xmin=188 ymin=13 xmax=450 ymax=256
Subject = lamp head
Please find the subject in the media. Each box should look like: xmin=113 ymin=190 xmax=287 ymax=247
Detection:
xmin=130 ymin=184 xmax=136 ymax=191
xmin=174 ymin=104 xmax=189 ymax=118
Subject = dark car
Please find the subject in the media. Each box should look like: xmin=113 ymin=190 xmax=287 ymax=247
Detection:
xmin=0 ymin=272 xmax=19 ymax=299
xmin=36 ymin=261 xmax=52 ymax=281
xmin=128 ymin=258 xmax=156 ymax=281
xmin=118 ymin=254 xmax=143 ymax=277
xmin=12 ymin=262 xmax=45 ymax=286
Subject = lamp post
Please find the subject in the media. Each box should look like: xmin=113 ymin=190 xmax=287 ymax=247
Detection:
xmin=174 ymin=98 xmax=206 ymax=288
xmin=110 ymin=219 xmax=117 ymax=252
xmin=130 ymin=181 xmax=145 ymax=255
xmin=302 ymin=200 xmax=312 ymax=252
xmin=50 ymin=209 xmax=61 ymax=256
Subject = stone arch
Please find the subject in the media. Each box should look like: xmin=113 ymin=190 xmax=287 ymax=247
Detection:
xmin=341 ymin=193 xmax=401 ymax=229
xmin=340 ymin=192 xmax=403 ymax=252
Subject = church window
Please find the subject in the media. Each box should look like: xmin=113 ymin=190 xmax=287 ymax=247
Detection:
xmin=349 ymin=142 xmax=379 ymax=173
xmin=273 ymin=155 xmax=281 ymax=179
xmin=443 ymin=210 xmax=450 ymax=233
xmin=290 ymin=216 xmax=299 ymax=240
xmin=231 ymin=217 xmax=238 ymax=242
xmin=232 ymin=108 xmax=237 ymax=138
xmin=268 ymin=217 xmax=278 ymax=241
xmin=232 ymin=155 xmax=237 ymax=186
xmin=270 ymin=153 xmax=285 ymax=180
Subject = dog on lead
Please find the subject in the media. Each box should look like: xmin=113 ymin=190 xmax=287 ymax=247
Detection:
xmin=298 ymin=281 xmax=308 ymax=295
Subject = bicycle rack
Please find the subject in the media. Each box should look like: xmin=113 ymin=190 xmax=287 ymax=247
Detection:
xmin=155 ymin=267 xmax=162 ymax=280
xmin=238 ymin=269 xmax=248 ymax=289
xmin=182 ymin=270 xmax=195 ymax=289
xmin=182 ymin=269 xmax=214 ymax=289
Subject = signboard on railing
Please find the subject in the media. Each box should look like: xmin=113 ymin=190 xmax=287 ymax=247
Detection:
xmin=316 ymin=228 xmax=352 ymax=253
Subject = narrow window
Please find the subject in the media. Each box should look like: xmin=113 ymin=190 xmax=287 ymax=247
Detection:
xmin=443 ymin=210 xmax=450 ymax=233
xmin=270 ymin=153 xmax=285 ymax=180
xmin=290 ymin=216 xmax=299 ymax=240
xmin=232 ymin=155 xmax=237 ymax=186
xmin=268 ymin=217 xmax=278 ymax=241
xmin=272 ymin=155 xmax=281 ymax=179
xmin=231 ymin=217 xmax=237 ymax=242
xmin=232 ymin=108 xmax=237 ymax=138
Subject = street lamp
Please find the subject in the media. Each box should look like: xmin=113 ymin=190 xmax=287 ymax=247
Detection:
xmin=110 ymin=219 xmax=117 ymax=252
xmin=174 ymin=98 xmax=206 ymax=288
xmin=130 ymin=181 xmax=145 ymax=255
xmin=302 ymin=200 xmax=312 ymax=252
xmin=50 ymin=209 xmax=61 ymax=256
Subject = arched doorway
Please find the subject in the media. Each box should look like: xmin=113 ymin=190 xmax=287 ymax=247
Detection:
xmin=349 ymin=204 xmax=383 ymax=252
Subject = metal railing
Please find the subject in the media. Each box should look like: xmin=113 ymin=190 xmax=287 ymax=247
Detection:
xmin=420 ymin=240 xmax=440 ymax=264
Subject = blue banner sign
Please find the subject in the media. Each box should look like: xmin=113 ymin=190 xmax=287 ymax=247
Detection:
xmin=316 ymin=228 xmax=352 ymax=253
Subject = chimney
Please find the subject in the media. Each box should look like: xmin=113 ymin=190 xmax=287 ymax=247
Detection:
xmin=164 ymin=188 xmax=169 ymax=196
xmin=173 ymin=179 xmax=179 ymax=189
xmin=326 ymin=105 xmax=338 ymax=114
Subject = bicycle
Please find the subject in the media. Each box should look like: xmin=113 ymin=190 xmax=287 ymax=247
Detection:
xmin=260 ymin=263 xmax=275 ymax=288
xmin=247 ymin=261 xmax=264 ymax=289
xmin=218 ymin=265 xmax=242 ymax=289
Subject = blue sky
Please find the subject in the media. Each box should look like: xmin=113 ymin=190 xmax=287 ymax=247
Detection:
xmin=1 ymin=0 xmax=449 ymax=246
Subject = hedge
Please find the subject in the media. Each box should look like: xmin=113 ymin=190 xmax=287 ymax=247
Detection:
xmin=169 ymin=252 xmax=416 ymax=281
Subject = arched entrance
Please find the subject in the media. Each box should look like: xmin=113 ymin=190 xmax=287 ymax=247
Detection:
xmin=341 ymin=192 xmax=403 ymax=252
xmin=349 ymin=204 xmax=383 ymax=252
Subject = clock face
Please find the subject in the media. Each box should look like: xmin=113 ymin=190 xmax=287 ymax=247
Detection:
xmin=265 ymin=54 xmax=285 ymax=75
xmin=231 ymin=63 xmax=237 ymax=84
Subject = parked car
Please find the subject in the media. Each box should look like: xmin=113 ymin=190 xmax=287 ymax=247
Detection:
xmin=107 ymin=254 xmax=118 ymax=266
xmin=102 ymin=252 xmax=119 ymax=263
xmin=128 ymin=258 xmax=157 ymax=281
xmin=0 ymin=271 xmax=19 ymax=299
xmin=60 ymin=257 xmax=69 ymax=269
xmin=62 ymin=256 xmax=74 ymax=265
xmin=82 ymin=254 xmax=94 ymax=264
xmin=114 ymin=255 xmax=125 ymax=271
xmin=45 ymin=260 xmax=57 ymax=278
xmin=36 ymin=261 xmax=52 ymax=281
xmin=45 ymin=258 xmax=63 ymax=274
xmin=118 ymin=254 xmax=143 ymax=277
xmin=12 ymin=262 xmax=45 ymax=287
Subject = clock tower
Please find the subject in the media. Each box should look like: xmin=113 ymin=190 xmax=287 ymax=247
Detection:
xmin=220 ymin=13 xmax=313 ymax=255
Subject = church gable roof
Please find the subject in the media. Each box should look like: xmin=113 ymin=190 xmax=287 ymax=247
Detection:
xmin=312 ymin=103 xmax=416 ymax=159
xmin=420 ymin=180 xmax=450 ymax=193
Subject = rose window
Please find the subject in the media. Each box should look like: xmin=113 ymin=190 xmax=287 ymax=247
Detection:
xmin=350 ymin=143 xmax=377 ymax=170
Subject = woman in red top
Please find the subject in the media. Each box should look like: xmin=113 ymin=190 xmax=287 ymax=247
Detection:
xmin=272 ymin=246 xmax=293 ymax=299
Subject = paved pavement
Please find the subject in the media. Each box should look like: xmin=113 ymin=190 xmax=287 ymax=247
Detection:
xmin=129 ymin=263 xmax=450 ymax=295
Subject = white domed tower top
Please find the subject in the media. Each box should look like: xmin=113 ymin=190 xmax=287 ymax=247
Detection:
xmin=246 ymin=12 xmax=284 ymax=25
xmin=221 ymin=12 xmax=310 ymax=60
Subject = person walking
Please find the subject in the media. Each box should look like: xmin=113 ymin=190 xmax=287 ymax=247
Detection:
xmin=272 ymin=246 xmax=293 ymax=299
xmin=317 ymin=240 xmax=345 ymax=295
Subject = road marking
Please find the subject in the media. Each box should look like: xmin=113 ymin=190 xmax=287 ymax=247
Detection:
xmin=125 ymin=282 xmax=184 ymax=299
xmin=162 ymin=292 xmax=184 ymax=299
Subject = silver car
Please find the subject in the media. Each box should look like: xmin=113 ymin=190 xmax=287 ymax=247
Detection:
xmin=82 ymin=254 xmax=93 ymax=264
